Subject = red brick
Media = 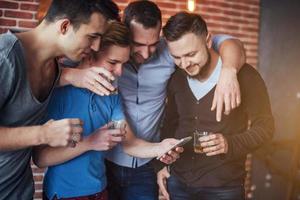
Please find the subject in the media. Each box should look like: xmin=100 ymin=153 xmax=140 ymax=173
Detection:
xmin=0 ymin=18 xmax=16 ymax=26
xmin=32 ymin=167 xmax=45 ymax=173
xmin=201 ymin=7 xmax=225 ymax=15
xmin=18 ymin=20 xmax=38 ymax=28
xmin=241 ymin=26 xmax=259 ymax=32
xmin=223 ymin=10 xmax=242 ymax=17
xmin=34 ymin=183 xmax=43 ymax=190
xmin=231 ymin=4 xmax=251 ymax=11
xmin=33 ymin=175 xmax=44 ymax=182
xmin=0 ymin=27 xmax=8 ymax=33
xmin=207 ymin=22 xmax=240 ymax=31
xmin=202 ymin=0 xmax=229 ymax=8
xmin=243 ymin=12 xmax=259 ymax=19
xmin=250 ymin=7 xmax=260 ymax=13
xmin=209 ymin=15 xmax=232 ymax=23
xmin=157 ymin=2 xmax=177 ymax=9
xmin=34 ymin=192 xmax=43 ymax=199
xmin=0 ymin=1 xmax=18 ymax=9
xmin=20 ymin=3 xmax=39 ymax=11
xmin=5 ymin=10 xmax=33 ymax=19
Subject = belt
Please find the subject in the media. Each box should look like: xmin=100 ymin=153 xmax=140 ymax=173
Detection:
xmin=44 ymin=190 xmax=108 ymax=200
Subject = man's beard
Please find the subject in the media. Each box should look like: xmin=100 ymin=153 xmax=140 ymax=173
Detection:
xmin=186 ymin=48 xmax=211 ymax=79
xmin=130 ymin=52 xmax=154 ymax=67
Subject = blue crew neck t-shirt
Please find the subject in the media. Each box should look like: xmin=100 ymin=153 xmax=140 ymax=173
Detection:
xmin=44 ymin=86 xmax=124 ymax=199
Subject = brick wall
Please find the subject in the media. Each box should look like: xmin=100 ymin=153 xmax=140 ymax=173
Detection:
xmin=0 ymin=0 xmax=39 ymax=33
xmin=0 ymin=0 xmax=260 ymax=199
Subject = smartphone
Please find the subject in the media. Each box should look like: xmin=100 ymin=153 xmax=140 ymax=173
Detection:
xmin=156 ymin=136 xmax=192 ymax=160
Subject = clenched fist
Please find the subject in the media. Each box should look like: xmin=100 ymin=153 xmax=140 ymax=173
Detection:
xmin=41 ymin=118 xmax=83 ymax=147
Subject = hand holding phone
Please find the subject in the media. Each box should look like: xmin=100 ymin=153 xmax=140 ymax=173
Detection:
xmin=156 ymin=136 xmax=192 ymax=160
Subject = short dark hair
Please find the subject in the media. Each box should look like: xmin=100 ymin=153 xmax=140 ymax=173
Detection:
xmin=163 ymin=12 xmax=208 ymax=42
xmin=100 ymin=21 xmax=131 ymax=50
xmin=44 ymin=0 xmax=120 ymax=30
xmin=124 ymin=0 xmax=162 ymax=29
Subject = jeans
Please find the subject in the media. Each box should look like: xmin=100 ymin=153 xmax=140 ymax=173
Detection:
xmin=167 ymin=175 xmax=245 ymax=200
xmin=43 ymin=190 xmax=107 ymax=200
xmin=105 ymin=160 xmax=158 ymax=200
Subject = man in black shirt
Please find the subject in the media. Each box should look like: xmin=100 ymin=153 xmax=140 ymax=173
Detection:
xmin=157 ymin=12 xmax=274 ymax=200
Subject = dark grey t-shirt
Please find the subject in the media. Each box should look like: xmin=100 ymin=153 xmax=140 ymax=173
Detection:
xmin=0 ymin=32 xmax=59 ymax=199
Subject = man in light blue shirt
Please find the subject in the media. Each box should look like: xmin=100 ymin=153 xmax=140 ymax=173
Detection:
xmin=104 ymin=1 xmax=246 ymax=200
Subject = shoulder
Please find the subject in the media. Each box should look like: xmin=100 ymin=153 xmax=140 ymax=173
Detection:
xmin=49 ymin=86 xmax=80 ymax=107
xmin=0 ymin=32 xmax=18 ymax=50
xmin=0 ymin=33 xmax=20 ymax=91
xmin=95 ymin=93 xmax=122 ymax=106
xmin=168 ymin=68 xmax=185 ymax=90
xmin=0 ymin=32 xmax=20 ymax=59
xmin=0 ymin=32 xmax=24 ymax=75
xmin=238 ymin=64 xmax=268 ymax=93
xmin=155 ymin=38 xmax=174 ymax=65
xmin=238 ymin=64 xmax=264 ymax=83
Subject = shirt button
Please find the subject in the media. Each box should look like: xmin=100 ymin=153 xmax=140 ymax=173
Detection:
xmin=194 ymin=116 xmax=198 ymax=120
xmin=196 ymin=101 xmax=199 ymax=104
xmin=192 ymin=157 xmax=195 ymax=160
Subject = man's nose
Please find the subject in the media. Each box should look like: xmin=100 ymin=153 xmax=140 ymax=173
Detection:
xmin=140 ymin=46 xmax=150 ymax=60
xmin=114 ymin=64 xmax=123 ymax=77
xmin=180 ymin=57 xmax=190 ymax=69
xmin=91 ymin=37 xmax=101 ymax=52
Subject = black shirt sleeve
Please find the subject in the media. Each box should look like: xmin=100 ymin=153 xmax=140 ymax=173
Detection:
xmin=224 ymin=64 xmax=275 ymax=159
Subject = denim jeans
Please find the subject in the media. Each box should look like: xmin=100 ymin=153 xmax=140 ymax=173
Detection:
xmin=105 ymin=160 xmax=158 ymax=200
xmin=167 ymin=175 xmax=245 ymax=200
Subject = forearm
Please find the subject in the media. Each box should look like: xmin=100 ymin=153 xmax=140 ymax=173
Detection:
xmin=33 ymin=140 xmax=90 ymax=168
xmin=219 ymin=38 xmax=246 ymax=72
xmin=0 ymin=126 xmax=44 ymax=151
xmin=123 ymin=138 xmax=160 ymax=158
xmin=225 ymin=116 xmax=274 ymax=159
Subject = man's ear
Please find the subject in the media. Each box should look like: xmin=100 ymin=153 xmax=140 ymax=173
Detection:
xmin=206 ymin=33 xmax=212 ymax=49
xmin=57 ymin=19 xmax=72 ymax=35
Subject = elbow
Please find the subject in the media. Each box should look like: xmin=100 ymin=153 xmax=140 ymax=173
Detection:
xmin=231 ymin=38 xmax=246 ymax=66
xmin=32 ymin=149 xmax=48 ymax=168
xmin=262 ymin=116 xmax=275 ymax=143
xmin=122 ymin=142 xmax=132 ymax=156
xmin=32 ymin=155 xmax=46 ymax=168
xmin=268 ymin=118 xmax=275 ymax=141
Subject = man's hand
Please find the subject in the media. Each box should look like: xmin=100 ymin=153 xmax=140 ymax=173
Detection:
xmin=158 ymin=138 xmax=184 ymax=164
xmin=84 ymin=124 xmax=126 ymax=151
xmin=199 ymin=133 xmax=228 ymax=156
xmin=41 ymin=119 xmax=83 ymax=147
xmin=62 ymin=67 xmax=115 ymax=96
xmin=157 ymin=167 xmax=170 ymax=200
xmin=211 ymin=67 xmax=241 ymax=122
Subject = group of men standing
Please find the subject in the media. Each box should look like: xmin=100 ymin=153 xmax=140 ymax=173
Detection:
xmin=0 ymin=0 xmax=274 ymax=200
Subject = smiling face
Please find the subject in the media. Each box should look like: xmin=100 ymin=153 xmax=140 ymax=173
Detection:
xmin=130 ymin=20 xmax=161 ymax=65
xmin=92 ymin=44 xmax=130 ymax=77
xmin=60 ymin=12 xmax=108 ymax=62
xmin=167 ymin=32 xmax=212 ymax=78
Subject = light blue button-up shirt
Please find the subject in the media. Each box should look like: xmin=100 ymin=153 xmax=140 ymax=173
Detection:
xmin=106 ymin=35 xmax=233 ymax=168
